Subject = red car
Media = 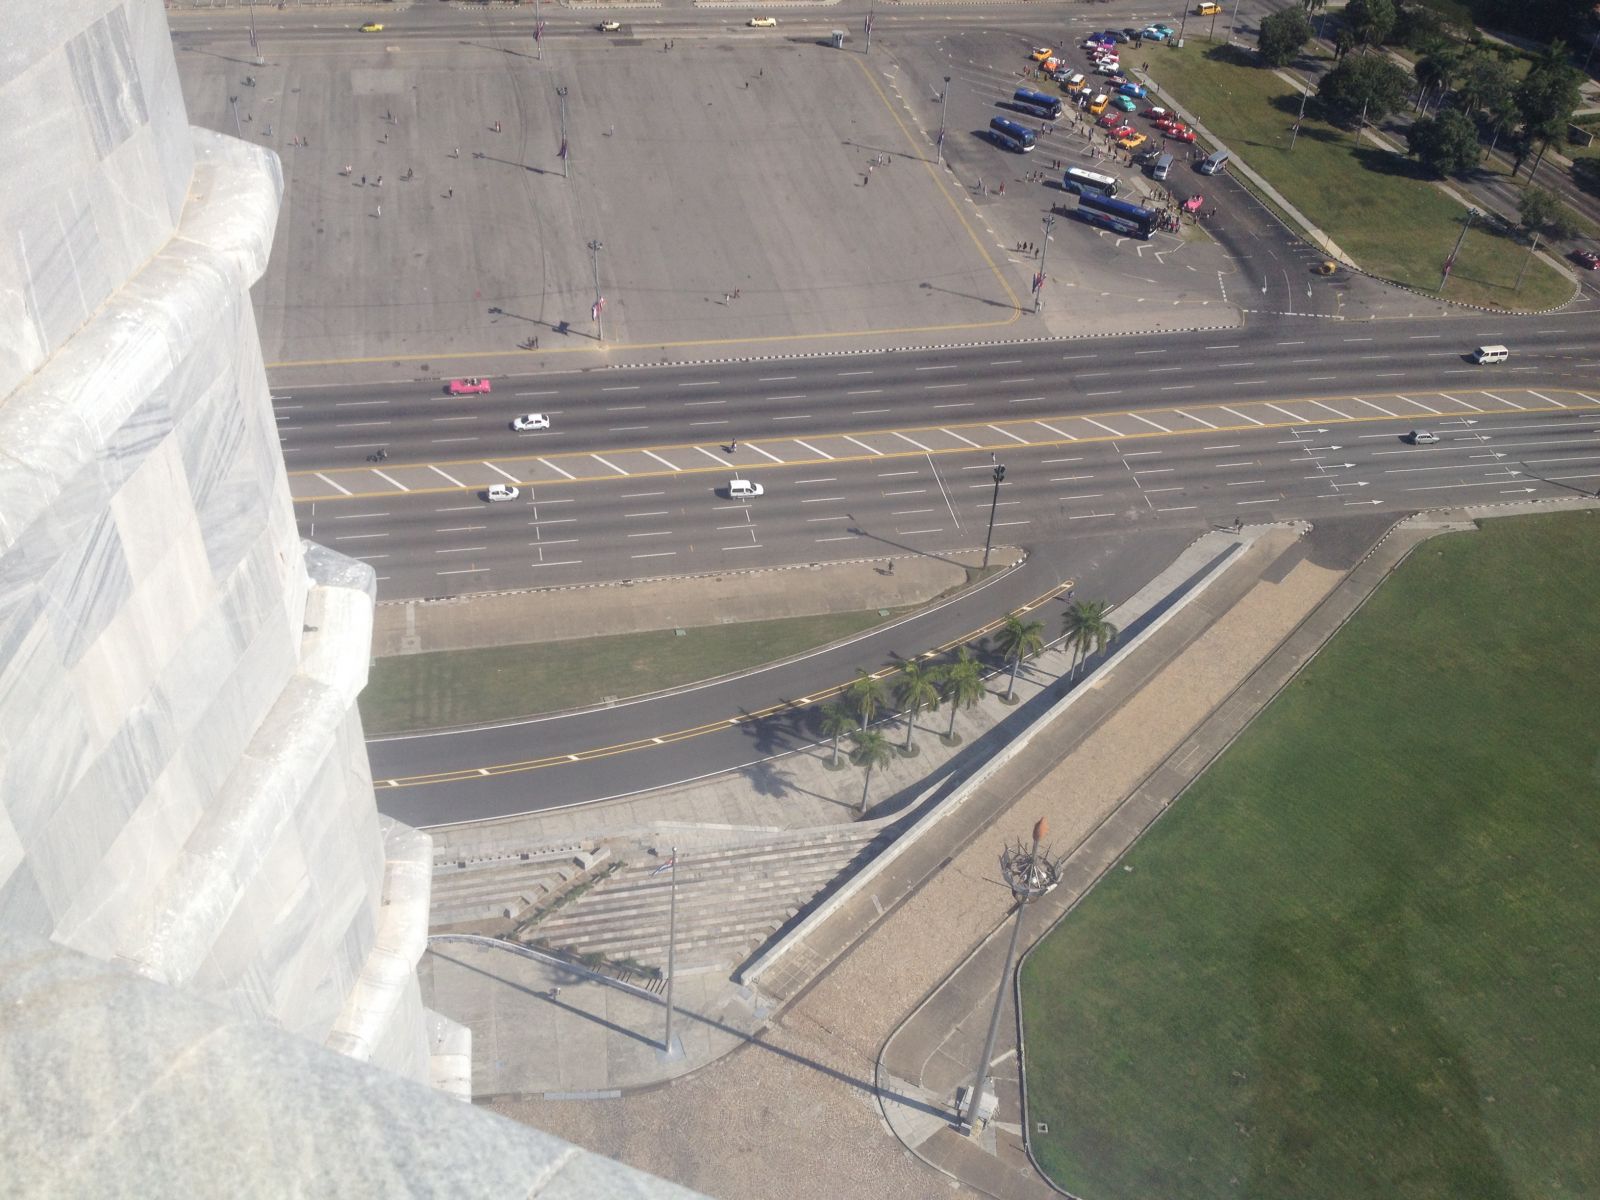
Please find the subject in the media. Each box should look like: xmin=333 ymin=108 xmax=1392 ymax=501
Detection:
xmin=1154 ymin=117 xmax=1186 ymax=133
xmin=1573 ymin=249 xmax=1600 ymax=270
xmin=1097 ymin=111 xmax=1123 ymax=128
xmin=448 ymin=377 xmax=492 ymax=395
xmin=1111 ymin=124 xmax=1137 ymax=139
xmin=1142 ymin=107 xmax=1170 ymax=121
xmin=1166 ymin=127 xmax=1197 ymax=143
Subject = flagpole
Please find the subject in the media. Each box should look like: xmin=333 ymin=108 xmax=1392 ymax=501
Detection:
xmin=662 ymin=846 xmax=679 ymax=1053
xmin=533 ymin=0 xmax=542 ymax=61
xmin=865 ymin=0 xmax=874 ymax=53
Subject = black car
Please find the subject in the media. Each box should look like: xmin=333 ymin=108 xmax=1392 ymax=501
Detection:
xmin=1122 ymin=27 xmax=1140 ymax=38
xmin=1104 ymin=30 xmax=1130 ymax=42
xmin=1134 ymin=144 xmax=1164 ymax=165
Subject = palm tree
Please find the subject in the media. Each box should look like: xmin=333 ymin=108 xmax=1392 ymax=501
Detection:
xmin=819 ymin=700 xmax=855 ymax=768
xmin=939 ymin=647 xmax=987 ymax=744
xmin=847 ymin=669 xmax=889 ymax=731
xmin=994 ymin=613 xmax=1046 ymax=702
xmin=894 ymin=660 xmax=942 ymax=752
xmin=850 ymin=728 xmax=894 ymax=814
xmin=1062 ymin=600 xmax=1120 ymax=681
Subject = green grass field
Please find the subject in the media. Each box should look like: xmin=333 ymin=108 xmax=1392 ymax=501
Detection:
xmin=1143 ymin=44 xmax=1574 ymax=310
xmin=1021 ymin=511 xmax=1600 ymax=1200
xmin=359 ymin=608 xmax=901 ymax=734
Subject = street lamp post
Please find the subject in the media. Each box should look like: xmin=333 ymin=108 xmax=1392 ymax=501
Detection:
xmin=661 ymin=846 xmax=680 ymax=1055
xmin=533 ymin=0 xmax=543 ymax=61
xmin=981 ymin=459 xmax=1006 ymax=569
xmin=956 ymin=819 xmax=1063 ymax=1134
xmin=228 ymin=95 xmax=242 ymax=139
xmin=1033 ymin=214 xmax=1054 ymax=314
xmin=247 ymin=0 xmax=262 ymax=66
xmin=1439 ymin=207 xmax=1477 ymax=292
xmin=556 ymin=85 xmax=569 ymax=179
xmin=1289 ymin=79 xmax=1310 ymax=150
xmin=588 ymin=239 xmax=604 ymax=343
xmin=937 ymin=76 xmax=951 ymax=165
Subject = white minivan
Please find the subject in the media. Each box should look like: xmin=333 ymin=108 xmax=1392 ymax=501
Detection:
xmin=1471 ymin=344 xmax=1509 ymax=364
xmin=729 ymin=479 xmax=764 ymax=499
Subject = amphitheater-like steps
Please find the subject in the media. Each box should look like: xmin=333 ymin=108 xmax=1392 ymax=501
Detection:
xmin=524 ymin=828 xmax=885 ymax=972
xmin=429 ymin=846 xmax=607 ymax=927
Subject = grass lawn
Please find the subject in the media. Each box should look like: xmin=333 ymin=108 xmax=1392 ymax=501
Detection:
xmin=1143 ymin=43 xmax=1574 ymax=310
xmin=359 ymin=608 xmax=902 ymax=734
xmin=1021 ymin=511 xmax=1600 ymax=1200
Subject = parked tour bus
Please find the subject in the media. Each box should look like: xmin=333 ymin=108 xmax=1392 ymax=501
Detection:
xmin=1075 ymin=192 xmax=1159 ymax=239
xmin=989 ymin=117 xmax=1037 ymax=153
xmin=1013 ymin=87 xmax=1064 ymax=120
xmin=1063 ymin=166 xmax=1119 ymax=197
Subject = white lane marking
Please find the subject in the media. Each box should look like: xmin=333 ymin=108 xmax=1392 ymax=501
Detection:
xmin=484 ymin=462 xmax=521 ymax=483
xmin=683 ymin=398 xmax=727 ymax=407
xmin=990 ymin=519 xmax=1032 ymax=528
xmin=757 ymin=375 xmax=796 ymax=381
xmin=540 ymin=457 xmax=575 ymax=480
xmin=516 ymin=389 xmax=560 ymax=397
xmin=942 ymin=428 xmax=982 ymax=447
xmin=1397 ymin=394 xmax=1442 ymax=414
xmin=620 ymin=491 xmax=665 ymax=499
xmin=591 ymin=454 xmax=629 ymax=476
xmin=333 ymin=532 xmax=388 ymax=542
xmin=894 ymin=431 xmax=933 ymax=451
xmin=771 ymin=413 xmax=812 ymax=421
xmin=748 ymin=443 xmax=785 ymax=463
xmin=1214 ymin=461 xmax=1257 ymax=468
xmin=842 ymin=435 xmax=883 ymax=456
xmin=1264 ymin=403 xmax=1305 ymax=422
xmin=1525 ymin=390 xmax=1564 ymax=407
xmin=693 ymin=445 xmax=728 ymax=465
xmin=372 ymin=470 xmax=409 ymax=491
xmin=429 ymin=465 xmax=466 ymax=487
xmin=1306 ymin=400 xmax=1350 ymax=418
xmin=835 ymin=370 xmax=873 ymax=376
xmin=801 ymin=496 xmax=847 ymax=505
xmin=846 ymin=390 xmax=883 ymax=396
xmin=882 ymin=488 xmax=927 ymax=497
xmin=1158 ymin=504 xmax=1199 ymax=512
xmin=678 ymin=381 xmax=720 ymax=389
xmin=989 ymin=425 xmax=1031 ymax=444
xmin=1082 ymin=417 xmax=1124 ymax=436
xmin=626 ymin=529 xmax=673 ymax=538
xmin=641 ymin=450 xmax=682 ymax=472
xmin=926 ymin=383 xmax=969 ymax=391
xmin=1438 ymin=393 xmax=1481 ymax=411
xmin=916 ymin=363 xmax=958 ymax=372
xmin=793 ymin=439 xmax=835 ymax=460
xmin=1355 ymin=397 xmax=1398 ymax=417
xmin=1035 ymin=421 xmax=1076 ymax=439
xmin=601 ymin=385 xmax=641 ymax=392
xmin=1218 ymin=406 xmax=1264 ymax=426
xmin=1126 ymin=412 xmax=1171 ymax=432
xmin=1480 ymin=391 xmax=1522 ymax=410
xmin=626 ymin=510 xmax=671 ymax=519
xmin=631 ymin=551 xmax=678 ymax=559
xmin=1174 ymin=409 xmax=1217 ymax=429
xmin=529 ymin=559 xmax=584 ymax=568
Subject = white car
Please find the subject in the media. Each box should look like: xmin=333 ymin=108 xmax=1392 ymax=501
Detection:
xmin=511 ymin=413 xmax=550 ymax=432
xmin=485 ymin=484 xmax=521 ymax=502
xmin=728 ymin=479 xmax=764 ymax=499
xmin=597 ymin=21 xmax=621 ymax=32
xmin=748 ymin=16 xmax=777 ymax=27
xmin=1406 ymin=430 xmax=1440 ymax=445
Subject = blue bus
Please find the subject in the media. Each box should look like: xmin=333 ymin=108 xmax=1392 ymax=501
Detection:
xmin=1062 ymin=166 xmax=1119 ymax=197
xmin=989 ymin=117 xmax=1037 ymax=153
xmin=1075 ymin=191 xmax=1158 ymax=239
xmin=1012 ymin=88 xmax=1064 ymax=120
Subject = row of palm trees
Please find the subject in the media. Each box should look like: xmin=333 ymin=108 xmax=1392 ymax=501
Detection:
xmin=822 ymin=599 xmax=1120 ymax=814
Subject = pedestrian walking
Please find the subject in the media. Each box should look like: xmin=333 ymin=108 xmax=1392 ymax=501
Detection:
xmin=998 ymin=181 xmax=1005 ymax=197
xmin=452 ymin=146 xmax=460 ymax=158
xmin=375 ymin=204 xmax=381 ymax=217
xmin=375 ymin=175 xmax=383 ymax=187
xmin=360 ymin=175 xmax=366 ymax=186
xmin=492 ymin=120 xmax=501 ymax=133
xmin=446 ymin=188 xmax=453 ymax=198
xmin=733 ymin=289 xmax=741 ymax=300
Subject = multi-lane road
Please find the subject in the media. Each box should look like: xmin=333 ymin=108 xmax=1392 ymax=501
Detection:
xmin=287 ymin=318 xmax=1600 ymax=600
xmin=276 ymin=313 xmax=1600 ymax=824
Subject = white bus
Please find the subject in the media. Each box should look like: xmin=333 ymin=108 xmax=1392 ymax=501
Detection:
xmin=1062 ymin=166 xmax=1118 ymax=197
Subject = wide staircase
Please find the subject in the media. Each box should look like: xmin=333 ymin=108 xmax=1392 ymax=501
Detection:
xmin=429 ymin=840 xmax=607 ymax=930
xmin=513 ymin=826 xmax=889 ymax=978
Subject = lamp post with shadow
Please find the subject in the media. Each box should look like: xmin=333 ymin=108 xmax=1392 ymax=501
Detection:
xmin=981 ymin=458 xmax=1006 ymax=569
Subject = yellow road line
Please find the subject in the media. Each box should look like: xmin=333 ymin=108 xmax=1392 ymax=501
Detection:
xmin=374 ymin=581 xmax=1071 ymax=789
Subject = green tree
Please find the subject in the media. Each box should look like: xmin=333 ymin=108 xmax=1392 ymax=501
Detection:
xmin=849 ymin=728 xmax=894 ymax=814
xmin=1517 ymin=186 xmax=1579 ymax=240
xmin=1453 ymin=52 xmax=1514 ymax=122
xmin=938 ymin=647 xmax=987 ymax=744
xmin=1062 ymin=600 xmax=1120 ymax=681
xmin=819 ymin=700 xmax=855 ymax=768
xmin=1259 ymin=9 xmax=1313 ymax=67
xmin=1333 ymin=26 xmax=1357 ymax=59
xmin=1406 ymin=109 xmax=1482 ymax=175
xmin=994 ymin=613 xmax=1046 ymax=702
xmin=846 ymin=668 xmax=888 ymax=731
xmin=1515 ymin=59 xmax=1582 ymax=181
xmin=1343 ymin=0 xmax=1396 ymax=48
xmin=1413 ymin=47 xmax=1461 ymax=111
xmin=1317 ymin=54 xmax=1411 ymax=124
xmin=893 ymin=660 xmax=941 ymax=752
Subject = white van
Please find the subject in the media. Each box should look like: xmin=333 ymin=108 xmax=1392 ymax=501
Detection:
xmin=1471 ymin=345 xmax=1509 ymax=364
xmin=1197 ymin=149 xmax=1230 ymax=176
xmin=729 ymin=479 xmax=765 ymax=499
xmin=1151 ymin=152 xmax=1174 ymax=180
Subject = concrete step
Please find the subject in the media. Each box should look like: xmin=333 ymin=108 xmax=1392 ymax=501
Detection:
xmin=531 ymin=872 xmax=849 ymax=934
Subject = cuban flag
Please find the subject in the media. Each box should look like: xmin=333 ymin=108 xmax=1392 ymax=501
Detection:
xmin=534 ymin=20 xmax=544 ymax=42
xmin=1033 ymin=271 xmax=1046 ymax=293
xmin=558 ymin=138 xmax=568 ymax=160
xmin=651 ymin=854 xmax=676 ymax=877
xmin=864 ymin=11 xmax=873 ymax=34
xmin=592 ymin=297 xmax=605 ymax=322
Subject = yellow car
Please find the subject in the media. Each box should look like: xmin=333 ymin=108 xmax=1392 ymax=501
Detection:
xmin=1197 ymin=2 xmax=1222 ymax=14
xmin=1118 ymin=131 xmax=1148 ymax=150
xmin=1031 ymin=46 xmax=1054 ymax=62
xmin=748 ymin=17 xmax=778 ymax=27
xmin=1088 ymin=94 xmax=1109 ymax=115
xmin=359 ymin=22 xmax=384 ymax=33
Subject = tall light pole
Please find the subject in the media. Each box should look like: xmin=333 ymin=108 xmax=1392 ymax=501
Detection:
xmin=957 ymin=819 xmax=1062 ymax=1133
xmin=1439 ymin=207 xmax=1477 ymax=292
xmin=660 ymin=847 xmax=680 ymax=1055
xmin=1226 ymin=0 xmax=1244 ymax=44
xmin=1033 ymin=214 xmax=1054 ymax=314
xmin=865 ymin=0 xmax=875 ymax=54
xmin=556 ymin=85 xmax=569 ymax=179
xmin=588 ymin=239 xmax=605 ymax=343
xmin=1288 ymin=78 xmax=1310 ymax=150
xmin=247 ymin=0 xmax=262 ymax=66
xmin=981 ymin=459 xmax=1005 ymax=569
xmin=228 ymin=94 xmax=242 ymax=139
xmin=533 ymin=0 xmax=544 ymax=61
xmin=1514 ymin=229 xmax=1542 ymax=292
xmin=937 ymin=76 xmax=951 ymax=165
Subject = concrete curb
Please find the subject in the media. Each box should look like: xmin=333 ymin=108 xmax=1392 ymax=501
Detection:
xmin=736 ymin=532 xmax=1254 ymax=992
